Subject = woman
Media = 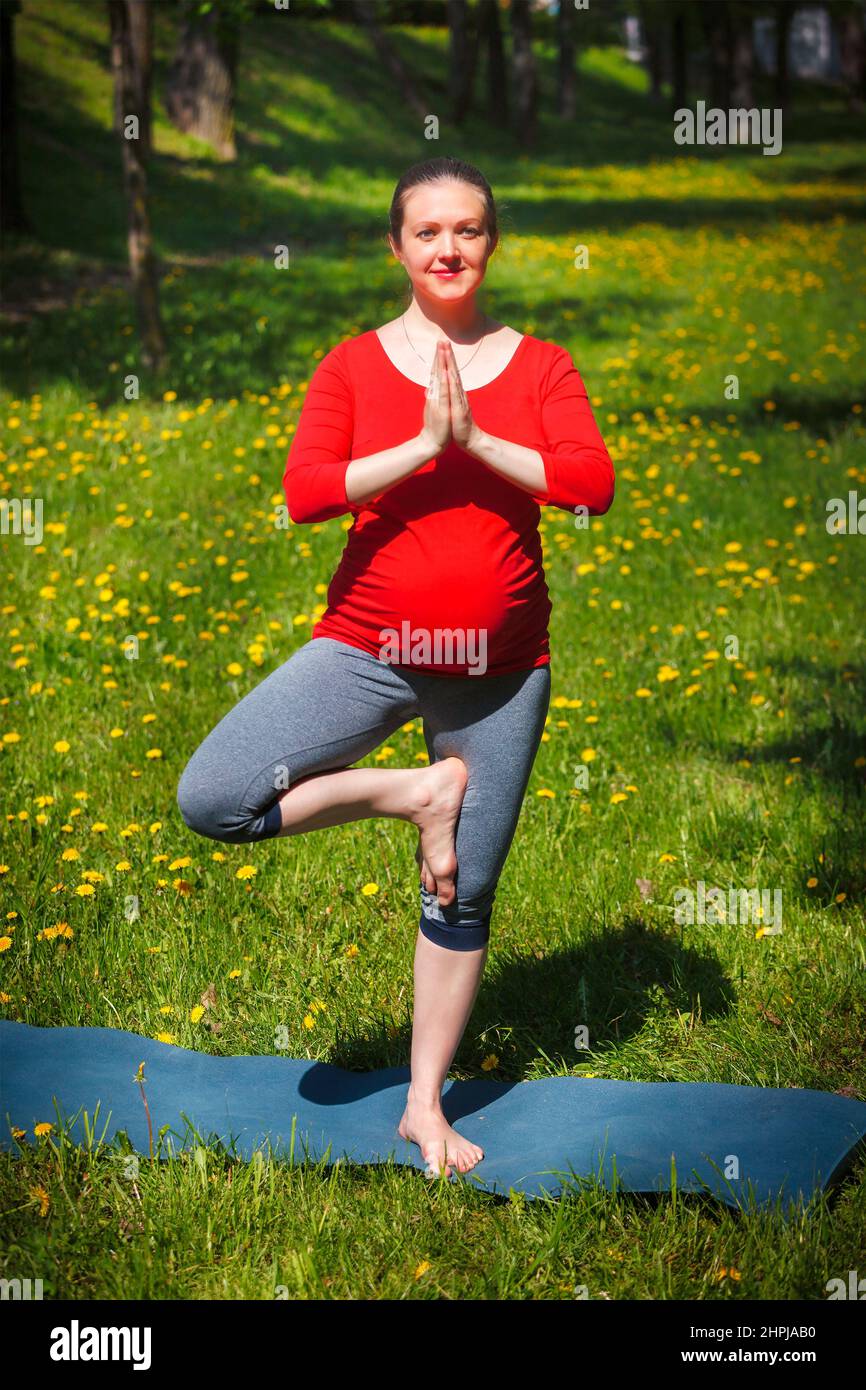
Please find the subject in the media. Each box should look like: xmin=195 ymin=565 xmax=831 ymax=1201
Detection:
xmin=177 ymin=156 xmax=615 ymax=1180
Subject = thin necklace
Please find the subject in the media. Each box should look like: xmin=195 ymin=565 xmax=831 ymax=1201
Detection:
xmin=401 ymin=311 xmax=490 ymax=373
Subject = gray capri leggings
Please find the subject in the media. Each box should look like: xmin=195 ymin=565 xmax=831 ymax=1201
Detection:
xmin=176 ymin=636 xmax=551 ymax=951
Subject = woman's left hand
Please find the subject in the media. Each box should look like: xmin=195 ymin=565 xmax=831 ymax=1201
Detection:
xmin=444 ymin=341 xmax=483 ymax=452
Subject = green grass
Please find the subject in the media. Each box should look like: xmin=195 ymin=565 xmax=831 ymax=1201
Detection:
xmin=1 ymin=0 xmax=865 ymax=1299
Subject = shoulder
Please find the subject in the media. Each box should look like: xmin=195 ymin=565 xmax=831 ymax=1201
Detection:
xmin=521 ymin=335 xmax=578 ymax=389
xmin=304 ymin=332 xmax=376 ymax=389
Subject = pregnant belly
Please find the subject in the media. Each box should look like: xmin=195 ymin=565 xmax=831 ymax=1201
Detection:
xmin=322 ymin=517 xmax=547 ymax=668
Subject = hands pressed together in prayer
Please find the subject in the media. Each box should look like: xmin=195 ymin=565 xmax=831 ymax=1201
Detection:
xmin=420 ymin=339 xmax=485 ymax=455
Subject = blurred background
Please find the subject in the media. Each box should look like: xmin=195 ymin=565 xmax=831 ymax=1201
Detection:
xmin=2 ymin=0 xmax=865 ymax=392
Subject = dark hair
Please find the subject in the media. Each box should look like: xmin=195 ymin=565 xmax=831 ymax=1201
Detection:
xmin=388 ymin=156 xmax=499 ymax=254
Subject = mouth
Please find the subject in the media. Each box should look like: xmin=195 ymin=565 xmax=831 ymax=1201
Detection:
xmin=431 ymin=269 xmax=463 ymax=278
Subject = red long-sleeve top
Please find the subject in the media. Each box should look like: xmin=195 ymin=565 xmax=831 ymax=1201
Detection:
xmin=283 ymin=330 xmax=615 ymax=677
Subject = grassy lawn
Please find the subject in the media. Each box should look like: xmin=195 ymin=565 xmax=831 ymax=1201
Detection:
xmin=1 ymin=0 xmax=864 ymax=1299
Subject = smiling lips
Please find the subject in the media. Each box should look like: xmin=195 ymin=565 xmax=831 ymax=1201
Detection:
xmin=432 ymin=269 xmax=462 ymax=277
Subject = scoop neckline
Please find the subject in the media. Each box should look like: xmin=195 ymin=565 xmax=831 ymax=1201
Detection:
xmin=370 ymin=327 xmax=528 ymax=392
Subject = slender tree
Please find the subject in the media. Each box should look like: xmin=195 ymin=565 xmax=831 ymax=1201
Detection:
xmin=447 ymin=0 xmax=478 ymax=125
xmin=556 ymin=0 xmax=577 ymax=120
xmin=701 ymin=0 xmax=733 ymax=110
xmin=729 ymin=0 xmax=756 ymax=111
xmin=638 ymin=0 xmax=666 ymax=105
xmin=108 ymin=0 xmax=166 ymax=371
xmin=0 ymin=0 xmax=31 ymax=236
xmin=353 ymin=0 xmax=429 ymax=122
xmin=510 ymin=0 xmax=537 ymax=149
xmin=829 ymin=0 xmax=866 ymax=113
xmin=110 ymin=0 xmax=153 ymax=157
xmin=477 ymin=0 xmax=507 ymax=125
xmin=670 ymin=1 xmax=689 ymax=114
xmin=774 ymin=0 xmax=794 ymax=111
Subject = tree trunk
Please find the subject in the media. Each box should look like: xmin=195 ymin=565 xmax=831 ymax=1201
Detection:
xmin=112 ymin=0 xmax=152 ymax=157
xmin=478 ymin=0 xmax=507 ymax=126
xmin=107 ymin=0 xmax=166 ymax=372
xmin=164 ymin=1 xmax=240 ymax=161
xmin=729 ymin=1 xmax=755 ymax=113
xmin=556 ymin=0 xmax=576 ymax=120
xmin=838 ymin=6 xmax=866 ymax=113
xmin=671 ymin=4 xmax=688 ymax=113
xmin=353 ymin=0 xmax=429 ymax=123
xmin=700 ymin=0 xmax=732 ymax=111
xmin=774 ymin=0 xmax=792 ymax=111
xmin=0 ymin=0 xmax=31 ymax=236
xmin=510 ymin=0 xmax=537 ymax=149
xmin=638 ymin=0 xmax=665 ymax=105
xmin=447 ymin=0 xmax=478 ymax=126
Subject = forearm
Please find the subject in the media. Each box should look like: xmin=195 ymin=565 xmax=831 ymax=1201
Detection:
xmin=345 ymin=431 xmax=437 ymax=507
xmin=465 ymin=427 xmax=547 ymax=496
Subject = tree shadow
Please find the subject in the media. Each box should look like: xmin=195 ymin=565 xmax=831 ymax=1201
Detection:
xmin=331 ymin=913 xmax=738 ymax=1078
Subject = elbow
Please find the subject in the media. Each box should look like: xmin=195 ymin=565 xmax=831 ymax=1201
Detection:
xmin=284 ymin=487 xmax=315 ymax=526
xmin=596 ymin=464 xmax=616 ymax=515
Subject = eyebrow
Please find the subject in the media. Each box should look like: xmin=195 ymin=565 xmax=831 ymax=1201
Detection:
xmin=410 ymin=218 xmax=482 ymax=228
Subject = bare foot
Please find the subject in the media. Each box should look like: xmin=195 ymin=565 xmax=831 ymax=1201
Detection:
xmin=409 ymin=757 xmax=468 ymax=907
xmin=398 ymin=1092 xmax=484 ymax=1178
xmin=414 ymin=837 xmax=435 ymax=894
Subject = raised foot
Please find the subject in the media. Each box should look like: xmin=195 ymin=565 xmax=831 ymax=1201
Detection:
xmin=398 ymin=1097 xmax=484 ymax=1178
xmin=411 ymin=756 xmax=468 ymax=907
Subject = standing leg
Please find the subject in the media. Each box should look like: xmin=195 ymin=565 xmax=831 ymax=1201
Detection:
xmin=397 ymin=664 xmax=551 ymax=1177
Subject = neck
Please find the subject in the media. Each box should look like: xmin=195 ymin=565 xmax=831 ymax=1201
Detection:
xmin=403 ymin=295 xmax=487 ymax=344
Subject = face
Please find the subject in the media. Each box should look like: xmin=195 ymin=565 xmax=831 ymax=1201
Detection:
xmin=389 ymin=180 xmax=497 ymax=305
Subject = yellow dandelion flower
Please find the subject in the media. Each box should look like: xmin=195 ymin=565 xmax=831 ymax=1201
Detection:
xmin=235 ymin=864 xmax=257 ymax=880
xmin=536 ymin=788 xmax=555 ymax=798
xmin=361 ymin=882 xmax=379 ymax=895
xmin=190 ymin=1005 xmax=205 ymax=1023
xmin=29 ymin=1184 xmax=50 ymax=1217
xmin=806 ymin=877 xmax=818 ymax=888
xmin=610 ymin=793 xmax=628 ymax=805
xmin=34 ymin=1123 xmax=53 ymax=1137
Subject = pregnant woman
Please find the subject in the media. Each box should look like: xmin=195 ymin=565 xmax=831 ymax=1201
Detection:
xmin=177 ymin=156 xmax=615 ymax=1179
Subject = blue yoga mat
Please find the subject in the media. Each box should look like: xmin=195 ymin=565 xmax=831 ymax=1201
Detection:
xmin=2 ymin=1021 xmax=864 ymax=1213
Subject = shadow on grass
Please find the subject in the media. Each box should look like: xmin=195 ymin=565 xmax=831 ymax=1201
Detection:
xmin=329 ymin=912 xmax=738 ymax=1079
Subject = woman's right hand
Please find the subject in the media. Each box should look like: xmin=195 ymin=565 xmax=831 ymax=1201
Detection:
xmin=419 ymin=340 xmax=452 ymax=454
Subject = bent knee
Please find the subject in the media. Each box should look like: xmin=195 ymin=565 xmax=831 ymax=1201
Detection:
xmin=176 ymin=763 xmax=266 ymax=844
